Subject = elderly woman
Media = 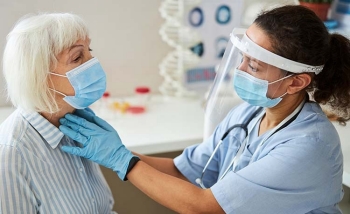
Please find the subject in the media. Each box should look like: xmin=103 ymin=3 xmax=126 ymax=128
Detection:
xmin=0 ymin=13 xmax=114 ymax=213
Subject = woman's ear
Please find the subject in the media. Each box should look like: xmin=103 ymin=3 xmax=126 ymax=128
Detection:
xmin=287 ymin=74 xmax=312 ymax=94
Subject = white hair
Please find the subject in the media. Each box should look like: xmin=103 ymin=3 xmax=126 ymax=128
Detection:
xmin=3 ymin=13 xmax=89 ymax=113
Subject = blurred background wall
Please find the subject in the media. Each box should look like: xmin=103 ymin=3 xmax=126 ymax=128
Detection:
xmin=0 ymin=0 xmax=171 ymax=107
xmin=0 ymin=0 xmax=298 ymax=107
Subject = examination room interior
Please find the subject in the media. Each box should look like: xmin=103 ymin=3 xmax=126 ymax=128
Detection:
xmin=1 ymin=0 xmax=350 ymax=213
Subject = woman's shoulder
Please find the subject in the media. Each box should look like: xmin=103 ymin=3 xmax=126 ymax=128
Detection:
xmin=0 ymin=110 xmax=30 ymax=169
xmin=0 ymin=109 xmax=29 ymax=147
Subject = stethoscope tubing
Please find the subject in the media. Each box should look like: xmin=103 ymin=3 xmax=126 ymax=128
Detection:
xmin=196 ymin=107 xmax=263 ymax=188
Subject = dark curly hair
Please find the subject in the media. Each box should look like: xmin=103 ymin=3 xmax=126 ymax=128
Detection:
xmin=254 ymin=5 xmax=350 ymax=124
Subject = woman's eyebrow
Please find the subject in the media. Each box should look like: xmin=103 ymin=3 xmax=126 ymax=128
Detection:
xmin=69 ymin=45 xmax=84 ymax=52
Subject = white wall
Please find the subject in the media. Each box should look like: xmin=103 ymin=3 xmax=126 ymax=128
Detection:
xmin=0 ymin=0 xmax=171 ymax=106
xmin=0 ymin=0 xmax=300 ymax=107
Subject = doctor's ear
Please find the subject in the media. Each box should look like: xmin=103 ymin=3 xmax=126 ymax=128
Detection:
xmin=286 ymin=73 xmax=312 ymax=94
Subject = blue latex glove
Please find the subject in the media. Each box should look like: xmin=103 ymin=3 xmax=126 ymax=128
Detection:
xmin=84 ymin=107 xmax=96 ymax=115
xmin=59 ymin=109 xmax=136 ymax=180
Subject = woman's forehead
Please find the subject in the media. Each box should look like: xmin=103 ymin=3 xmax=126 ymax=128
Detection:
xmin=70 ymin=37 xmax=91 ymax=47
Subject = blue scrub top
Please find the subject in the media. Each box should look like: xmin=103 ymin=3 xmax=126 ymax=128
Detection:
xmin=174 ymin=102 xmax=343 ymax=214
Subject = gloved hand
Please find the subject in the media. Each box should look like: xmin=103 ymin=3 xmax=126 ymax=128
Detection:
xmin=59 ymin=109 xmax=137 ymax=180
xmin=84 ymin=107 xmax=96 ymax=115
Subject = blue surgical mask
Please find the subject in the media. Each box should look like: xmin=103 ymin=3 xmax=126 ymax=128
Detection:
xmin=50 ymin=58 xmax=106 ymax=109
xmin=233 ymin=69 xmax=291 ymax=108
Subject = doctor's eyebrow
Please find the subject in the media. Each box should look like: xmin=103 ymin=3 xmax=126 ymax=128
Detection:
xmin=241 ymin=52 xmax=263 ymax=66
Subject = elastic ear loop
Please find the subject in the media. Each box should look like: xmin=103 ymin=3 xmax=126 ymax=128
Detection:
xmin=268 ymin=72 xmax=294 ymax=98
xmin=50 ymin=72 xmax=67 ymax=77
xmin=49 ymin=88 xmax=67 ymax=97
xmin=49 ymin=72 xmax=68 ymax=97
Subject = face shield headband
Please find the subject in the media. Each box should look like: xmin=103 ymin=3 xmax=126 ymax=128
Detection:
xmin=230 ymin=28 xmax=324 ymax=74
xmin=203 ymin=28 xmax=324 ymax=139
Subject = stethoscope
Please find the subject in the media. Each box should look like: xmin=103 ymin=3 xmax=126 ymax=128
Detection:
xmin=195 ymin=100 xmax=305 ymax=189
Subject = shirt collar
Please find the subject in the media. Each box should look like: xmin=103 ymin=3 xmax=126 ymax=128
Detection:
xmin=19 ymin=108 xmax=64 ymax=149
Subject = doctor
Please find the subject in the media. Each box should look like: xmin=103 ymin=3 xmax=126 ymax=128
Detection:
xmin=59 ymin=5 xmax=350 ymax=213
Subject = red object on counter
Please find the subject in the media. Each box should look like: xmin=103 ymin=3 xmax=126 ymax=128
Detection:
xmin=135 ymin=87 xmax=150 ymax=94
xmin=127 ymin=106 xmax=145 ymax=114
xmin=103 ymin=92 xmax=110 ymax=98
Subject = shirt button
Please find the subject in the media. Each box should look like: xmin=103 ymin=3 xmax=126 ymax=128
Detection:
xmin=91 ymin=198 xmax=95 ymax=203
xmin=79 ymin=167 xmax=84 ymax=172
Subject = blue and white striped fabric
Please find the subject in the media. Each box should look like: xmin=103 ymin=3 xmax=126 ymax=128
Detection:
xmin=0 ymin=108 xmax=115 ymax=213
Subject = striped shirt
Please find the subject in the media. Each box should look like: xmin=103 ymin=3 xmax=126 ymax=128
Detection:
xmin=0 ymin=108 xmax=115 ymax=213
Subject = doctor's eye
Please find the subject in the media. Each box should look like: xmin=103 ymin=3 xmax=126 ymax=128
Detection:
xmin=248 ymin=63 xmax=258 ymax=72
xmin=89 ymin=48 xmax=93 ymax=51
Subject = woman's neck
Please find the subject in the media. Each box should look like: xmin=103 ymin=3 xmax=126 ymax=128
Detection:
xmin=40 ymin=103 xmax=74 ymax=128
xmin=259 ymin=93 xmax=305 ymax=136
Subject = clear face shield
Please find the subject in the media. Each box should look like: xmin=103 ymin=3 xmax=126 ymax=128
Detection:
xmin=204 ymin=28 xmax=324 ymax=139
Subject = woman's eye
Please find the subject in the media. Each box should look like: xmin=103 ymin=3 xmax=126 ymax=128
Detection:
xmin=73 ymin=56 xmax=81 ymax=62
xmin=89 ymin=48 xmax=93 ymax=51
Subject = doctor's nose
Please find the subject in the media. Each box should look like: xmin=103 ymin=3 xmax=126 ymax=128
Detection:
xmin=237 ymin=60 xmax=248 ymax=72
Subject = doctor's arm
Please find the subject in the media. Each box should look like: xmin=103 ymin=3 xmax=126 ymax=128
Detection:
xmin=127 ymin=160 xmax=223 ymax=213
xmin=132 ymin=152 xmax=188 ymax=181
xmin=59 ymin=109 xmax=224 ymax=213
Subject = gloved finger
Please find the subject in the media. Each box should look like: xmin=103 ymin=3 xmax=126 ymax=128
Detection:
xmin=59 ymin=125 xmax=89 ymax=146
xmin=74 ymin=109 xmax=95 ymax=122
xmin=61 ymin=145 xmax=85 ymax=157
xmin=59 ymin=118 xmax=92 ymax=136
xmin=64 ymin=113 xmax=101 ymax=131
xmin=59 ymin=118 xmax=78 ymax=130
xmin=84 ymin=107 xmax=96 ymax=115
xmin=62 ymin=146 xmax=93 ymax=161
xmin=74 ymin=110 xmax=116 ymax=133
xmin=92 ymin=116 xmax=116 ymax=132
